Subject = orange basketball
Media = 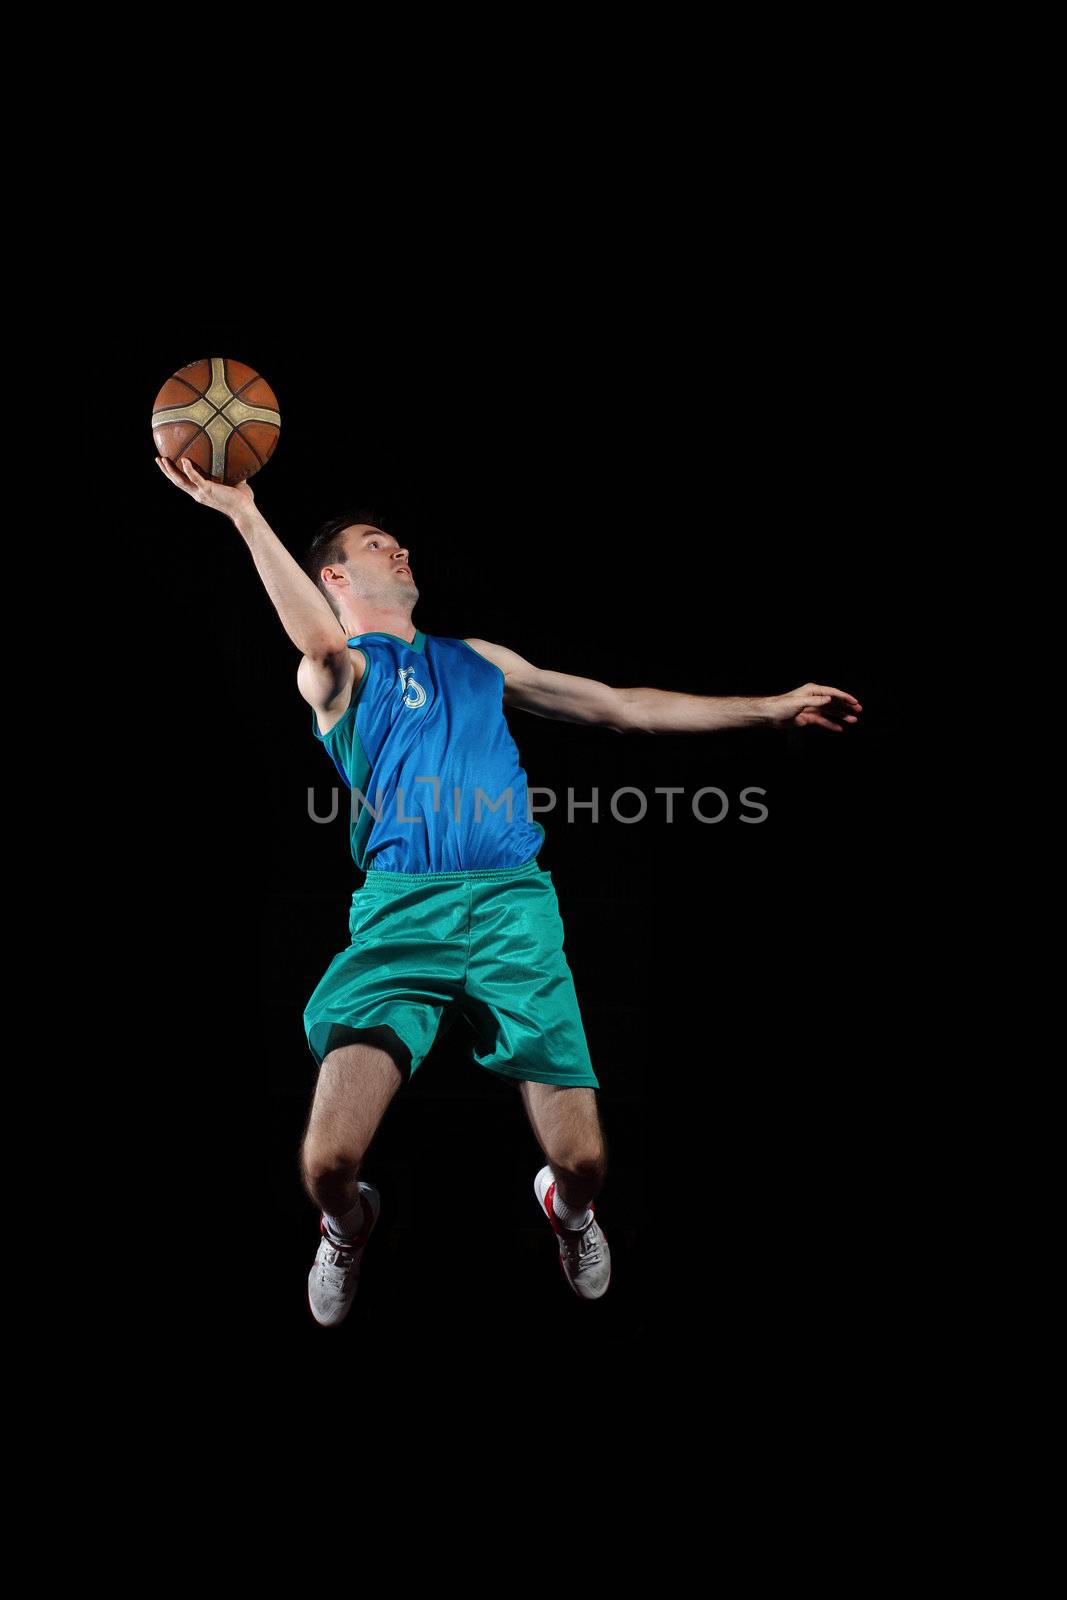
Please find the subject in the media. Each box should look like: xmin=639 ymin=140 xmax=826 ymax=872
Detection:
xmin=151 ymin=357 xmax=281 ymax=485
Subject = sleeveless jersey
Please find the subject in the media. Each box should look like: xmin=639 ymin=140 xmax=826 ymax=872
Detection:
xmin=311 ymin=629 xmax=547 ymax=873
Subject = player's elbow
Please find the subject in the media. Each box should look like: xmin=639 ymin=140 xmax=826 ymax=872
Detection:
xmin=612 ymin=687 xmax=648 ymax=734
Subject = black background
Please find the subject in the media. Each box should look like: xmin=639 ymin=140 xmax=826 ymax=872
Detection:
xmin=104 ymin=262 xmax=911 ymax=1379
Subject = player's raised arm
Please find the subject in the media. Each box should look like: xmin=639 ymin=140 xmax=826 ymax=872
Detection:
xmin=155 ymin=453 xmax=348 ymax=661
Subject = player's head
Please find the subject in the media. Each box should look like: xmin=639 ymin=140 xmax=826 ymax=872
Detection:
xmin=304 ymin=510 xmax=418 ymax=626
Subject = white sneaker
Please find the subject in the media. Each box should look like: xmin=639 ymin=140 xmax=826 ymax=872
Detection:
xmin=533 ymin=1165 xmax=612 ymax=1301
xmin=307 ymin=1183 xmax=381 ymax=1328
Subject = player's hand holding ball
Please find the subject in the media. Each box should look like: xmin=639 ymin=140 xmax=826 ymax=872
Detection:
xmin=156 ymin=452 xmax=254 ymax=519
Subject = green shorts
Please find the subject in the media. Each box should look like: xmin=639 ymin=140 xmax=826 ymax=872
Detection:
xmin=303 ymin=858 xmax=600 ymax=1089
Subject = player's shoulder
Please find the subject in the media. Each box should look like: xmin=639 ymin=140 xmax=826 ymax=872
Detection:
xmin=459 ymin=639 xmax=540 ymax=688
xmin=297 ymin=641 xmax=368 ymax=683
xmin=459 ymin=637 xmax=515 ymax=670
xmin=297 ymin=643 xmax=369 ymax=731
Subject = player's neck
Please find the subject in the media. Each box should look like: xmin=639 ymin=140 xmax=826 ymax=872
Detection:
xmin=342 ymin=606 xmax=417 ymax=644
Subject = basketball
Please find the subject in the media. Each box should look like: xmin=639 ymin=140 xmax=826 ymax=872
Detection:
xmin=151 ymin=357 xmax=281 ymax=485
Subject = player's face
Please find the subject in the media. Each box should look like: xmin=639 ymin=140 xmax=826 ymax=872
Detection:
xmin=341 ymin=524 xmax=418 ymax=605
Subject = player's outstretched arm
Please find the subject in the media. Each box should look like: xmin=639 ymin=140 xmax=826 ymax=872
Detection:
xmin=621 ymin=680 xmax=863 ymax=733
xmin=463 ymin=640 xmax=862 ymax=735
xmin=155 ymin=453 xmax=347 ymax=661
xmin=463 ymin=639 xmax=631 ymax=733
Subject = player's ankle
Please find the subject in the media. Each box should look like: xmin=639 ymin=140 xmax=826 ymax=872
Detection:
xmin=323 ymin=1189 xmax=366 ymax=1246
xmin=552 ymin=1188 xmax=593 ymax=1231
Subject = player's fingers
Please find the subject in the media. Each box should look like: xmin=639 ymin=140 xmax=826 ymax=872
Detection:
xmin=796 ymin=711 xmax=840 ymax=730
xmin=156 ymin=456 xmax=194 ymax=491
xmin=179 ymin=456 xmax=214 ymax=500
xmin=814 ymin=685 xmax=862 ymax=707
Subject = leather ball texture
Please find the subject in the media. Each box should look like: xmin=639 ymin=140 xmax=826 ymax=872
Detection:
xmin=152 ymin=356 xmax=281 ymax=485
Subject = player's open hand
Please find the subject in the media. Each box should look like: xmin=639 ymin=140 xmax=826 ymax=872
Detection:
xmin=766 ymin=683 xmax=863 ymax=732
xmin=155 ymin=453 xmax=255 ymax=519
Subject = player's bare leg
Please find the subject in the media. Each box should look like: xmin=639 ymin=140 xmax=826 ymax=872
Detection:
xmin=521 ymin=1081 xmax=612 ymax=1299
xmin=299 ymin=1031 xmax=405 ymax=1215
xmin=300 ymin=1031 xmax=407 ymax=1326
xmin=518 ymin=1081 xmax=607 ymax=1212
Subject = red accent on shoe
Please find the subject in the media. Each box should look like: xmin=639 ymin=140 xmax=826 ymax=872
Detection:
xmin=319 ymin=1203 xmax=372 ymax=1253
xmin=543 ymin=1181 xmax=568 ymax=1239
xmin=544 ymin=1180 xmax=596 ymax=1238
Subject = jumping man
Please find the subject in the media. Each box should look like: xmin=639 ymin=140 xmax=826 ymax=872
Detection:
xmin=156 ymin=453 xmax=862 ymax=1326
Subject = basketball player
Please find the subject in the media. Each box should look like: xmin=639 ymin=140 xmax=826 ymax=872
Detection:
xmin=156 ymin=453 xmax=862 ymax=1326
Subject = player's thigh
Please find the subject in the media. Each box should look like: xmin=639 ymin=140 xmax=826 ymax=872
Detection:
xmin=518 ymin=1080 xmax=606 ymax=1170
xmin=303 ymin=1027 xmax=406 ymax=1166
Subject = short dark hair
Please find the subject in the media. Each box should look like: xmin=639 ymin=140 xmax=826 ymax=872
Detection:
xmin=303 ymin=507 xmax=388 ymax=619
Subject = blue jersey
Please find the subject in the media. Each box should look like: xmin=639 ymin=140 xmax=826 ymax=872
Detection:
xmin=311 ymin=629 xmax=547 ymax=873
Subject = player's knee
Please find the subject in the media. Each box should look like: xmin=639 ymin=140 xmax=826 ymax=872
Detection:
xmin=558 ymin=1145 xmax=606 ymax=1183
xmin=300 ymin=1138 xmax=363 ymax=1190
xmin=578 ymin=1147 xmax=607 ymax=1180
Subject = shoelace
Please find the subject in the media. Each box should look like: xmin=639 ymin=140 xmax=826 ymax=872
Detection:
xmin=318 ymin=1239 xmax=360 ymax=1286
xmin=559 ymin=1220 xmax=602 ymax=1272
